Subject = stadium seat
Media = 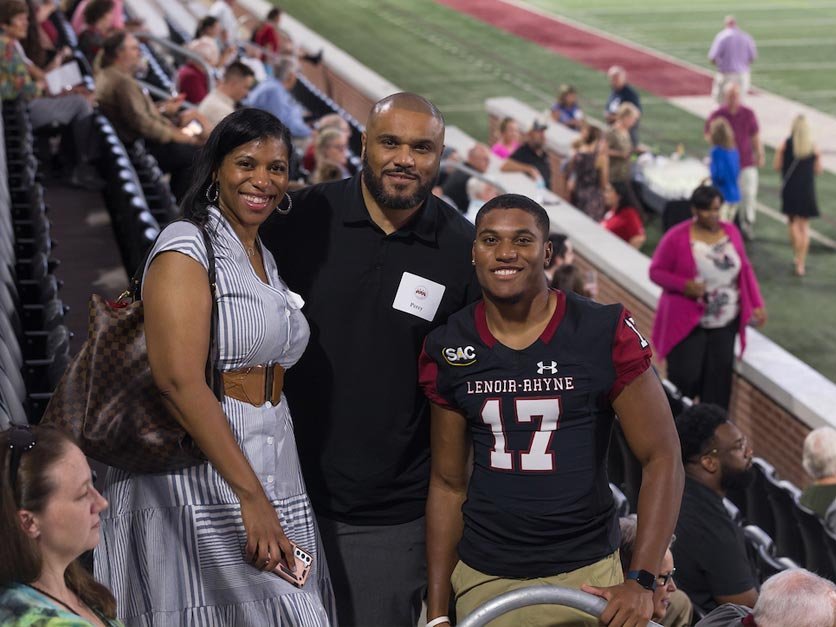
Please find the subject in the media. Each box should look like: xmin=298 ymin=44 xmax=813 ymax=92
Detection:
xmin=661 ymin=377 xmax=693 ymax=418
xmin=609 ymin=483 xmax=629 ymax=517
xmin=791 ymin=500 xmax=836 ymax=579
xmin=610 ymin=419 xmax=641 ymax=512
xmin=824 ymin=525 xmax=836 ymax=576
xmin=740 ymin=457 xmax=776 ymax=537
xmin=723 ymin=498 xmax=743 ymax=526
xmin=743 ymin=525 xmax=799 ymax=582
xmin=762 ymin=473 xmax=805 ymax=565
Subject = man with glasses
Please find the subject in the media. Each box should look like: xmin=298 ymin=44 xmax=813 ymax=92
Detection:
xmin=619 ymin=515 xmax=692 ymax=627
xmin=673 ymin=404 xmax=757 ymax=613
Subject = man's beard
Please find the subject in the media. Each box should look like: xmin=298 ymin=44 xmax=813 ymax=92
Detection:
xmin=721 ymin=466 xmax=754 ymax=492
xmin=362 ymin=153 xmax=434 ymax=211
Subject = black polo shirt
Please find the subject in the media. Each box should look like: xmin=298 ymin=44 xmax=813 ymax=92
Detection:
xmin=260 ymin=174 xmax=480 ymax=525
xmin=673 ymin=476 xmax=756 ymax=612
xmin=509 ymin=143 xmax=551 ymax=188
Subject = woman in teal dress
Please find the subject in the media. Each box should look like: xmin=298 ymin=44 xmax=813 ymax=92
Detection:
xmin=0 ymin=426 xmax=122 ymax=626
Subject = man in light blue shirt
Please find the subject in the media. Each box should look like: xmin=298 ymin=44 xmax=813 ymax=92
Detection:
xmin=708 ymin=15 xmax=757 ymax=103
xmin=245 ymin=58 xmax=312 ymax=139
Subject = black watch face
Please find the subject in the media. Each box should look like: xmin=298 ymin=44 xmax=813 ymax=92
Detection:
xmin=631 ymin=570 xmax=656 ymax=591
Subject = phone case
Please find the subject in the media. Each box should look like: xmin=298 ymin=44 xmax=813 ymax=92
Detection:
xmin=273 ymin=543 xmax=313 ymax=588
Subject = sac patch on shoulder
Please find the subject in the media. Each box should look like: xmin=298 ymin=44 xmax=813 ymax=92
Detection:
xmin=443 ymin=345 xmax=477 ymax=366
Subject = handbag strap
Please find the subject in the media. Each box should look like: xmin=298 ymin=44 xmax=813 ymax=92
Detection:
xmin=781 ymin=158 xmax=799 ymax=193
xmin=130 ymin=217 xmax=224 ymax=402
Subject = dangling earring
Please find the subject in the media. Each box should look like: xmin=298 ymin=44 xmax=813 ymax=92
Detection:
xmin=275 ymin=192 xmax=292 ymax=215
xmin=205 ymin=181 xmax=219 ymax=203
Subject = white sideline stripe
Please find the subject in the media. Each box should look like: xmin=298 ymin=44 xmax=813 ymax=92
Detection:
xmin=558 ymin=2 xmax=836 ymax=15
xmin=496 ymin=0 xmax=717 ymax=79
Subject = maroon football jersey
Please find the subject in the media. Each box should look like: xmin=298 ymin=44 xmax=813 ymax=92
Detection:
xmin=420 ymin=290 xmax=652 ymax=578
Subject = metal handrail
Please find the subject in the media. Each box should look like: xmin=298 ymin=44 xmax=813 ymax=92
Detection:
xmin=456 ymin=585 xmax=663 ymax=627
xmin=135 ymin=31 xmax=217 ymax=92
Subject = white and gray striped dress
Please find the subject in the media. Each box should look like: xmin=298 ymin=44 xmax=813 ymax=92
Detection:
xmin=94 ymin=207 xmax=336 ymax=626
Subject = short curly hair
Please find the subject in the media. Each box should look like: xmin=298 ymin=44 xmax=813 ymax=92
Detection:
xmin=675 ymin=403 xmax=728 ymax=462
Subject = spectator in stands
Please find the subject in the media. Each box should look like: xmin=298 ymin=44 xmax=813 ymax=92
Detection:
xmin=311 ymin=127 xmax=350 ymax=181
xmin=544 ymin=232 xmax=573 ymax=282
xmin=619 ymin=516 xmax=693 ymax=627
xmin=421 ymin=194 xmax=683 ymax=627
xmin=708 ymin=16 xmax=757 ymax=104
xmin=774 ymin=114 xmax=821 ymax=277
xmin=650 ymin=185 xmax=765 ymax=409
xmin=27 ymin=0 xmax=62 ymax=66
xmin=71 ymin=0 xmax=124 ymax=34
xmin=208 ymin=0 xmax=239 ymax=47
xmin=77 ymin=0 xmax=115 ymax=66
xmin=176 ymin=36 xmax=219 ymax=105
xmin=695 ymin=568 xmax=836 ymax=627
xmin=302 ymin=113 xmax=350 ymax=173
xmin=705 ymin=83 xmax=763 ymax=240
xmin=251 ymin=7 xmax=281 ymax=59
xmin=0 ymin=426 xmax=120 ymax=626
xmin=195 ymin=14 xmax=219 ymax=39
xmin=549 ymin=263 xmax=590 ymax=298
xmin=462 ymin=176 xmax=499 ymax=223
xmin=501 ymin=119 xmax=551 ymax=187
xmin=197 ymin=61 xmax=255 ymax=128
xmin=567 ymin=124 xmax=608 ymax=221
xmin=708 ymin=117 xmax=741 ymax=223
xmin=800 ymin=427 xmax=836 ymax=517
xmin=309 ymin=159 xmax=343 ymax=185
xmin=245 ymin=57 xmax=311 ymax=139
xmin=0 ymin=0 xmax=104 ymax=190
xmin=607 ymin=102 xmax=640 ymax=185
xmin=260 ymin=92 xmax=480 ymax=627
xmin=605 ymin=65 xmax=641 ymax=144
xmin=441 ymin=142 xmax=491 ymax=212
xmin=95 ymin=108 xmax=335 ymax=625
xmin=491 ymin=116 xmax=520 ymax=159
xmin=550 ymin=84 xmax=584 ymax=130
xmin=601 ymin=181 xmax=646 ymax=248
xmin=96 ymin=31 xmax=205 ymax=202
xmin=754 ymin=568 xmax=836 ymax=626
xmin=673 ymin=403 xmax=758 ymax=613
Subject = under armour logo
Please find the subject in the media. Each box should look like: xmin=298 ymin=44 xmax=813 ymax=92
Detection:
xmin=537 ymin=361 xmax=558 ymax=375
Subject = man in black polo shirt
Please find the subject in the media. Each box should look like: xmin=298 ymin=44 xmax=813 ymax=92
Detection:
xmin=673 ymin=404 xmax=759 ymax=613
xmin=501 ymin=120 xmax=552 ymax=188
xmin=260 ymin=92 xmax=480 ymax=627
xmin=419 ymin=194 xmax=683 ymax=626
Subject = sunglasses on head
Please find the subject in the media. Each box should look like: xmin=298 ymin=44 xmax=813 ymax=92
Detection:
xmin=6 ymin=426 xmax=36 ymax=492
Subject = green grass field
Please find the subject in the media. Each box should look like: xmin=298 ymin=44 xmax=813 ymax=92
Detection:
xmin=525 ymin=0 xmax=836 ymax=117
xmin=280 ymin=0 xmax=836 ymax=382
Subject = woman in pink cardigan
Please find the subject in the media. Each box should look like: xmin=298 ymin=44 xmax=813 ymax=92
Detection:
xmin=650 ymin=185 xmax=766 ymax=408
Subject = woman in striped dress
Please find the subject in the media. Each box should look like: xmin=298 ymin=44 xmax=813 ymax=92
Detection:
xmin=94 ymin=109 xmax=336 ymax=625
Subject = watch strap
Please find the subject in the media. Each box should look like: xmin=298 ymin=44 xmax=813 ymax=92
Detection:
xmin=626 ymin=569 xmax=657 ymax=591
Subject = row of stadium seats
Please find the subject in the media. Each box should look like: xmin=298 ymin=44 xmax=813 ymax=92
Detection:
xmin=609 ymin=377 xmax=836 ymax=585
xmin=1 ymin=100 xmax=72 ymax=428
xmin=727 ymin=457 xmax=836 ymax=580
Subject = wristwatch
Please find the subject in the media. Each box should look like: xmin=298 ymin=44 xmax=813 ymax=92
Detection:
xmin=626 ymin=569 xmax=657 ymax=591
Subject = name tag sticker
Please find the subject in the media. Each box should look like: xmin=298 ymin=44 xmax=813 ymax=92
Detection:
xmin=392 ymin=272 xmax=446 ymax=322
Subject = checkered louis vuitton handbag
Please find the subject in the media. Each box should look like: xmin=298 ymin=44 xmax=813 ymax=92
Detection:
xmin=41 ymin=219 xmax=224 ymax=473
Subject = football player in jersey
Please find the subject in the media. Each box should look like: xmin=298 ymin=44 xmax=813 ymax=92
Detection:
xmin=419 ymin=194 xmax=684 ymax=627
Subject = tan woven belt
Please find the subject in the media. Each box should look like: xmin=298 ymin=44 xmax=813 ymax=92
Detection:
xmin=221 ymin=364 xmax=285 ymax=406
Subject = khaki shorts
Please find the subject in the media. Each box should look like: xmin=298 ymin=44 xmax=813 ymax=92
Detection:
xmin=452 ymin=551 xmax=623 ymax=627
